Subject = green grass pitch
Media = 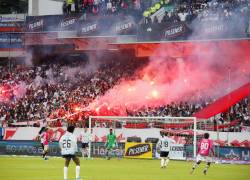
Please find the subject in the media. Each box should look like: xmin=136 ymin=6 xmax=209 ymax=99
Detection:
xmin=0 ymin=156 xmax=249 ymax=180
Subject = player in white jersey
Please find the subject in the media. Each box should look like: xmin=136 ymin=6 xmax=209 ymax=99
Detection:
xmin=157 ymin=132 xmax=176 ymax=168
xmin=80 ymin=127 xmax=92 ymax=159
xmin=59 ymin=126 xmax=80 ymax=180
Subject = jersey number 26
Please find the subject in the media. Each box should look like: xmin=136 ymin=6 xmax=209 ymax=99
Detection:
xmin=63 ymin=139 xmax=71 ymax=148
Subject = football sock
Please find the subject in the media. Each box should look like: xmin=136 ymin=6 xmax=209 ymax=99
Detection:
xmin=82 ymin=150 xmax=85 ymax=158
xmin=76 ymin=166 xmax=80 ymax=179
xmin=192 ymin=161 xmax=201 ymax=170
xmin=203 ymin=163 xmax=210 ymax=173
xmin=161 ymin=158 xmax=165 ymax=167
xmin=164 ymin=159 xmax=169 ymax=167
xmin=64 ymin=167 xmax=68 ymax=180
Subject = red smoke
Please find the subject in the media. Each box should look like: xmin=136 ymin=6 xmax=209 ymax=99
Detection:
xmin=88 ymin=40 xmax=250 ymax=114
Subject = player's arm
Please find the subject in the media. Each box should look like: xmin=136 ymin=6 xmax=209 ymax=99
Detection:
xmin=105 ymin=134 xmax=109 ymax=147
xmin=73 ymin=136 xmax=78 ymax=153
xmin=114 ymin=134 xmax=118 ymax=147
xmin=156 ymin=140 xmax=161 ymax=152
xmin=197 ymin=142 xmax=201 ymax=153
xmin=210 ymin=141 xmax=215 ymax=156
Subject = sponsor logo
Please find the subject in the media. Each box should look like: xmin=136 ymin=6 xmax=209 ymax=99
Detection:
xmin=0 ymin=15 xmax=24 ymax=22
xmin=125 ymin=143 xmax=151 ymax=156
xmin=204 ymin=24 xmax=224 ymax=33
xmin=164 ymin=24 xmax=185 ymax=38
xmin=115 ymin=22 xmax=133 ymax=32
xmin=28 ymin=19 xmax=44 ymax=31
xmin=60 ymin=17 xmax=77 ymax=28
xmin=171 ymin=146 xmax=184 ymax=151
xmin=0 ymin=37 xmax=22 ymax=43
xmin=225 ymin=150 xmax=240 ymax=160
xmin=242 ymin=150 xmax=250 ymax=161
xmin=81 ymin=23 xmax=97 ymax=34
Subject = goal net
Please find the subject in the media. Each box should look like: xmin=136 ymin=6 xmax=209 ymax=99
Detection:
xmin=87 ymin=116 xmax=202 ymax=160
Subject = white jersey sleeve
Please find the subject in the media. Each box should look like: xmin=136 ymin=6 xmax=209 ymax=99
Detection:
xmin=59 ymin=132 xmax=78 ymax=155
xmin=40 ymin=132 xmax=45 ymax=144
xmin=81 ymin=132 xmax=91 ymax=143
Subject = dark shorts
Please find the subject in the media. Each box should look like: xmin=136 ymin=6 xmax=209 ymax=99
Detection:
xmin=62 ymin=154 xmax=76 ymax=160
xmin=82 ymin=143 xmax=89 ymax=149
xmin=160 ymin=151 xmax=169 ymax=158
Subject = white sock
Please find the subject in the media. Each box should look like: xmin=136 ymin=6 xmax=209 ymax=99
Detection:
xmin=82 ymin=150 xmax=85 ymax=158
xmin=64 ymin=167 xmax=68 ymax=180
xmin=164 ymin=159 xmax=169 ymax=167
xmin=161 ymin=158 xmax=164 ymax=167
xmin=76 ymin=165 xmax=80 ymax=179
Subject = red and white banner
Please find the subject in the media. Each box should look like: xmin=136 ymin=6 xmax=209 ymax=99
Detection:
xmin=3 ymin=127 xmax=250 ymax=146
xmin=3 ymin=127 xmax=163 ymax=143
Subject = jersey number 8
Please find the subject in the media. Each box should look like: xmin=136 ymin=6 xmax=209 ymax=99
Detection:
xmin=162 ymin=142 xmax=168 ymax=147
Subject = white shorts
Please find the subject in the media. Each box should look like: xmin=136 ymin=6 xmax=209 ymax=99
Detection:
xmin=196 ymin=154 xmax=212 ymax=162
xmin=44 ymin=145 xmax=49 ymax=151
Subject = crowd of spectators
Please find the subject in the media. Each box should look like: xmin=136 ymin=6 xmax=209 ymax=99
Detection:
xmin=140 ymin=0 xmax=250 ymax=40
xmin=127 ymin=96 xmax=250 ymax=132
xmin=62 ymin=0 xmax=145 ymax=15
xmin=0 ymin=55 xmax=147 ymax=128
xmin=0 ymin=55 xmax=249 ymax=132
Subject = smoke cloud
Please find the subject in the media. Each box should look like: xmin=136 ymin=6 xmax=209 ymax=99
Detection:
xmin=88 ymin=2 xmax=250 ymax=112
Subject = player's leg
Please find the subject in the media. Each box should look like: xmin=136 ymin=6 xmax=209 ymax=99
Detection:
xmin=106 ymin=145 xmax=111 ymax=160
xmin=160 ymin=151 xmax=166 ymax=168
xmin=203 ymin=162 xmax=211 ymax=175
xmin=190 ymin=154 xmax=203 ymax=174
xmin=164 ymin=152 xmax=170 ymax=167
xmin=84 ymin=143 xmax=89 ymax=158
xmin=73 ymin=156 xmax=81 ymax=180
xmin=190 ymin=160 xmax=201 ymax=174
xmin=164 ymin=157 xmax=170 ymax=167
xmin=64 ymin=157 xmax=71 ymax=180
xmin=84 ymin=147 xmax=87 ymax=158
xmin=81 ymin=143 xmax=85 ymax=159
xmin=43 ymin=145 xmax=49 ymax=160
xmin=41 ymin=143 xmax=45 ymax=158
xmin=160 ymin=157 xmax=165 ymax=168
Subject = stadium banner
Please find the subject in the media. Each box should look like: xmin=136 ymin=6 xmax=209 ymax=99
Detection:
xmin=241 ymin=126 xmax=250 ymax=132
xmin=194 ymin=17 xmax=247 ymax=39
xmin=0 ymin=33 xmax=23 ymax=48
xmin=77 ymin=15 xmax=137 ymax=36
xmin=0 ymin=141 xmax=124 ymax=157
xmin=0 ymin=22 xmax=23 ymax=32
xmin=26 ymin=14 xmax=138 ymax=36
xmin=155 ymin=144 xmax=186 ymax=160
xmin=0 ymin=128 xmax=2 ymax=140
xmin=124 ymin=142 xmax=153 ymax=159
xmin=218 ymin=146 xmax=250 ymax=161
xmin=26 ymin=14 xmax=82 ymax=32
xmin=78 ymin=21 xmax=99 ymax=36
xmin=0 ymin=141 xmax=250 ymax=162
xmin=3 ymin=127 xmax=163 ymax=142
xmin=3 ymin=127 xmax=250 ymax=146
xmin=163 ymin=22 xmax=188 ymax=40
xmin=0 ymin=14 xmax=25 ymax=23
xmin=112 ymin=17 xmax=137 ymax=35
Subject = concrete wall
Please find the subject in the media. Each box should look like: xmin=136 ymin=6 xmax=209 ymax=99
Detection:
xmin=28 ymin=0 xmax=63 ymax=16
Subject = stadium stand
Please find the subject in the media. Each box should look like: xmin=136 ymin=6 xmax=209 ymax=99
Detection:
xmin=0 ymin=0 xmax=249 ymax=133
